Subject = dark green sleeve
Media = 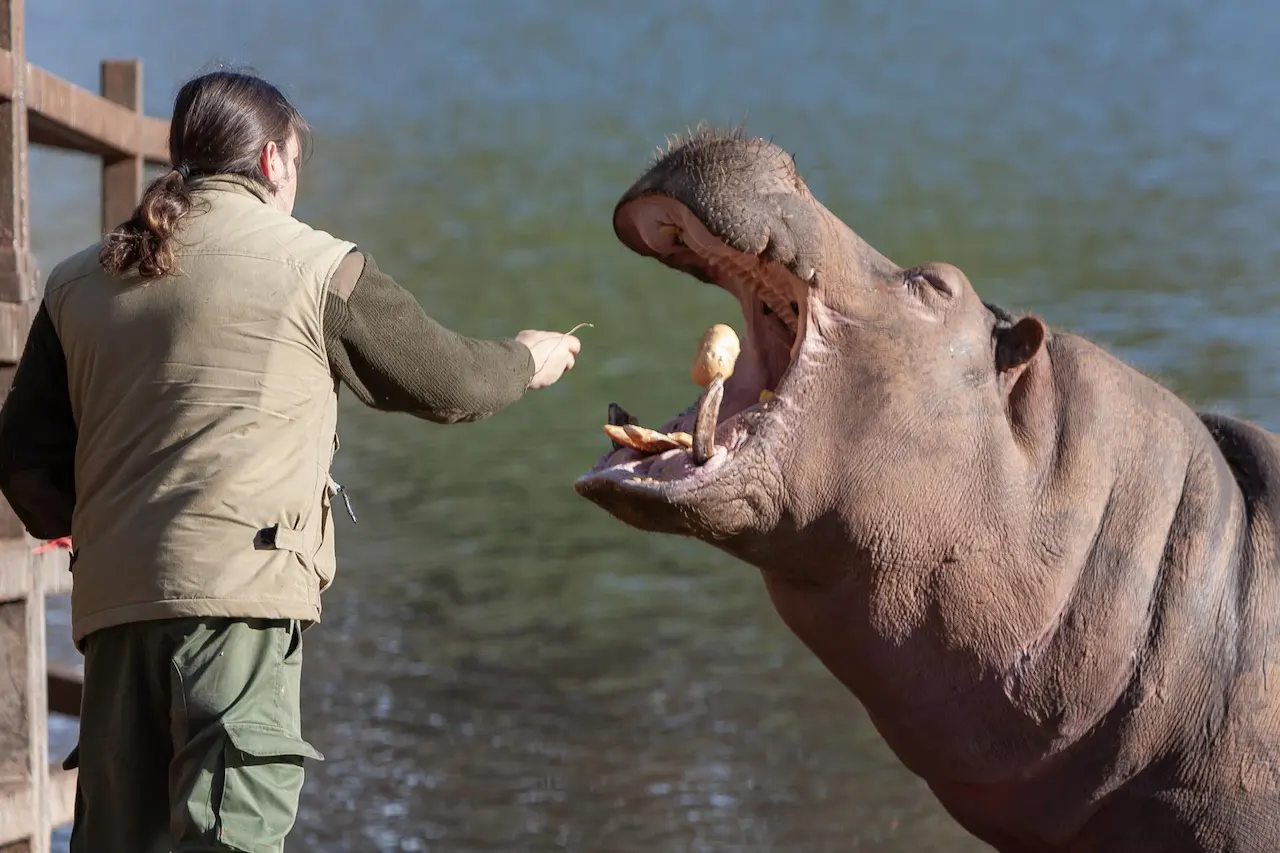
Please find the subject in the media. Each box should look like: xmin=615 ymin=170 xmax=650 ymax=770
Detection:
xmin=323 ymin=250 xmax=535 ymax=424
xmin=0 ymin=301 xmax=77 ymax=540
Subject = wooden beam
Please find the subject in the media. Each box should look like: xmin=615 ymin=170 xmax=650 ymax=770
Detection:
xmin=0 ymin=540 xmax=29 ymax=603
xmin=0 ymin=569 xmax=50 ymax=851
xmin=0 ymin=297 xmax=34 ymax=365
xmin=0 ymin=49 xmax=168 ymax=164
xmin=25 ymin=59 xmax=169 ymax=164
xmin=34 ymin=548 xmax=69 ymax=597
xmin=0 ymin=781 xmax=31 ymax=845
xmin=45 ymin=661 xmax=81 ymax=719
xmin=24 ymin=557 xmax=48 ymax=852
xmin=0 ymin=540 xmax=68 ymax=602
xmin=0 ymin=768 xmax=73 ymax=844
xmin=46 ymin=767 xmax=74 ymax=831
xmin=0 ymin=596 xmax=33 ymax=784
xmin=100 ymin=60 xmax=144 ymax=235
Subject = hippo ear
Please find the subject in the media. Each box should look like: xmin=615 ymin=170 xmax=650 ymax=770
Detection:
xmin=995 ymin=316 xmax=1046 ymax=375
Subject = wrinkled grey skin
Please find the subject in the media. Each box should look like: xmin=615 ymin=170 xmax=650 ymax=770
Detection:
xmin=575 ymin=128 xmax=1280 ymax=852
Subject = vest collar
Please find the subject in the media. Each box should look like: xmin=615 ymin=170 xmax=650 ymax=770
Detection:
xmin=190 ymin=173 xmax=276 ymax=206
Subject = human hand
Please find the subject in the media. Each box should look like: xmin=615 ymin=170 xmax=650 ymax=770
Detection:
xmin=517 ymin=329 xmax=583 ymax=390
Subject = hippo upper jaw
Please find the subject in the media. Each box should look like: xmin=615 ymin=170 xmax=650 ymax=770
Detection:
xmin=572 ymin=193 xmax=805 ymax=540
xmin=574 ymin=131 xmax=849 ymax=544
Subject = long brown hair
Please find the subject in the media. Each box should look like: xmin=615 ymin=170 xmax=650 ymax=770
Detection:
xmin=99 ymin=69 xmax=312 ymax=281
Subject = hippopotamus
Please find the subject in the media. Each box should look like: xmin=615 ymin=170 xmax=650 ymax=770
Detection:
xmin=574 ymin=127 xmax=1280 ymax=852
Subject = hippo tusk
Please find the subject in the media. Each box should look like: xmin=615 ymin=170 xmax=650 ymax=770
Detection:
xmin=691 ymin=376 xmax=725 ymax=465
xmin=690 ymin=324 xmax=739 ymax=465
xmin=607 ymin=402 xmax=638 ymax=452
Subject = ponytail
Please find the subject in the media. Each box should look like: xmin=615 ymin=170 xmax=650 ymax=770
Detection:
xmin=97 ymin=67 xmax=311 ymax=282
xmin=98 ymin=167 xmax=196 ymax=281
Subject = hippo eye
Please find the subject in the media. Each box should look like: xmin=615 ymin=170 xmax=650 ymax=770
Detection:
xmin=905 ymin=270 xmax=954 ymax=298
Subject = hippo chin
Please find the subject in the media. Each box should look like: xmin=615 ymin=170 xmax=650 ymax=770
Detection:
xmin=574 ymin=127 xmax=1280 ymax=852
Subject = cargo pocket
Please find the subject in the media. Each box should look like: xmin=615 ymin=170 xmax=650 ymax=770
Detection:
xmin=213 ymin=724 xmax=324 ymax=853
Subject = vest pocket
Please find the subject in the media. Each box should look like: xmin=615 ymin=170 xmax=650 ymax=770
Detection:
xmin=255 ymin=525 xmax=309 ymax=553
xmin=251 ymin=481 xmax=337 ymax=592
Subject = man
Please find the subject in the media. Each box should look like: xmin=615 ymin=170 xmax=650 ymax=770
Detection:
xmin=0 ymin=69 xmax=581 ymax=853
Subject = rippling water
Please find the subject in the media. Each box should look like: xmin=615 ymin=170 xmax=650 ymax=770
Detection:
xmin=31 ymin=1 xmax=1280 ymax=849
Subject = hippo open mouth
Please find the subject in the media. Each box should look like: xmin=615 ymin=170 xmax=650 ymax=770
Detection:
xmin=575 ymin=192 xmax=808 ymax=493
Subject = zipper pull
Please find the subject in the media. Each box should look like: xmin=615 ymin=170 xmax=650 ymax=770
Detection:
xmin=332 ymin=479 xmax=358 ymax=524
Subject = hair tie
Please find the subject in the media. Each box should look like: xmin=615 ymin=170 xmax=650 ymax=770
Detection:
xmin=173 ymin=163 xmax=191 ymax=180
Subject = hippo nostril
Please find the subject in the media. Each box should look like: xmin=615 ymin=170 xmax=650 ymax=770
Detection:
xmin=789 ymin=301 xmax=799 ymax=315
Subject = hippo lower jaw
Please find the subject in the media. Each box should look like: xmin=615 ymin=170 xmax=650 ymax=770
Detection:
xmin=574 ymin=196 xmax=810 ymax=531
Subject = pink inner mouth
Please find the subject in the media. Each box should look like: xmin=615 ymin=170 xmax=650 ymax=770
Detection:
xmin=580 ymin=197 xmax=808 ymax=489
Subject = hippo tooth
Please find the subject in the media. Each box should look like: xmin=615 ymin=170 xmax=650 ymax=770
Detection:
xmin=607 ymin=402 xmax=638 ymax=451
xmin=692 ymin=376 xmax=725 ymax=465
xmin=608 ymin=402 xmax=638 ymax=427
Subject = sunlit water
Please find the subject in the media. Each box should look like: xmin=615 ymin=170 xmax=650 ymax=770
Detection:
xmin=30 ymin=1 xmax=1280 ymax=849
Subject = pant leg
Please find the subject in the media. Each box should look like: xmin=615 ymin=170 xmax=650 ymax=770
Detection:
xmin=67 ymin=622 xmax=174 ymax=853
xmin=166 ymin=617 xmax=324 ymax=853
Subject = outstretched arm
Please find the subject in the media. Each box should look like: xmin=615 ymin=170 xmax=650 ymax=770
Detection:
xmin=323 ymin=250 xmax=538 ymax=424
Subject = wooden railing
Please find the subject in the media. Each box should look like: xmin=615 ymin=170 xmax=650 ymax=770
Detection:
xmin=0 ymin=0 xmax=169 ymax=848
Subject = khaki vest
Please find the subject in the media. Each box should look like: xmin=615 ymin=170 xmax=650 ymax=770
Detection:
xmin=44 ymin=176 xmax=356 ymax=646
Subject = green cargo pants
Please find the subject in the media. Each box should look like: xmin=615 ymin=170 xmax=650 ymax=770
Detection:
xmin=63 ymin=617 xmax=323 ymax=853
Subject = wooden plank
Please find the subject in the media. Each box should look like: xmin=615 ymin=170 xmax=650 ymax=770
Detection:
xmin=0 ymin=780 xmax=32 ymax=845
xmin=0 ymin=599 xmax=33 ymax=785
xmin=0 ymin=540 xmax=69 ymax=603
xmin=45 ymin=768 xmax=73 ymax=831
xmin=0 ymin=768 xmax=72 ymax=844
xmin=44 ymin=662 xmax=81 ymax=719
xmin=0 ymin=592 xmax=48 ymax=851
xmin=0 ymin=540 xmax=29 ymax=602
xmin=0 ymin=49 xmax=168 ymax=164
xmin=35 ymin=549 xmax=69 ymax=597
xmin=100 ymin=60 xmax=144 ymax=234
xmin=26 ymin=59 xmax=168 ymax=164
xmin=0 ymin=297 xmax=33 ymax=362
xmin=23 ymin=544 xmax=47 ymax=853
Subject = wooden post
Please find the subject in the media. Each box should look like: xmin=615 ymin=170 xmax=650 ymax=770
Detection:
xmin=0 ymin=0 xmax=33 ymax=387
xmin=100 ymin=60 xmax=144 ymax=235
xmin=0 ymin=0 xmax=48 ymax=849
xmin=0 ymin=0 xmax=31 ymax=306
xmin=0 ymin=559 xmax=47 ymax=853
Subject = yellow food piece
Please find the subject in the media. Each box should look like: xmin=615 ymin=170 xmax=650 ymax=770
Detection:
xmin=691 ymin=323 xmax=741 ymax=388
xmin=758 ymin=390 xmax=775 ymax=403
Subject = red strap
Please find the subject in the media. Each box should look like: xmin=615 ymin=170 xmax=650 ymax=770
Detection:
xmin=31 ymin=536 xmax=72 ymax=554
